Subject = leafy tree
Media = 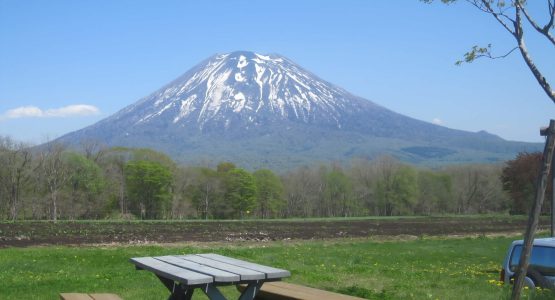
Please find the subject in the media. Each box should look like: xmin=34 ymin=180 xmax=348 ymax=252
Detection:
xmin=209 ymin=162 xmax=237 ymax=218
xmin=501 ymin=152 xmax=551 ymax=214
xmin=253 ymin=169 xmax=284 ymax=218
xmin=125 ymin=160 xmax=173 ymax=219
xmin=423 ymin=0 xmax=554 ymax=104
xmin=217 ymin=162 xmax=236 ymax=173
xmin=224 ymin=168 xmax=257 ymax=218
xmin=187 ymin=167 xmax=222 ymax=219
xmin=100 ymin=147 xmax=177 ymax=218
xmin=390 ymin=166 xmax=420 ymax=215
xmin=417 ymin=170 xmax=452 ymax=215
xmin=65 ymin=152 xmax=105 ymax=219
xmin=101 ymin=151 xmax=128 ymax=217
xmin=131 ymin=148 xmax=176 ymax=169
xmin=373 ymin=156 xmax=401 ymax=216
xmin=349 ymin=158 xmax=377 ymax=216
xmin=324 ymin=168 xmax=354 ymax=217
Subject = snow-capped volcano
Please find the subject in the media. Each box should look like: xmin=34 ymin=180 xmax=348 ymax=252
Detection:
xmin=55 ymin=51 xmax=539 ymax=169
xmin=117 ymin=51 xmax=371 ymax=131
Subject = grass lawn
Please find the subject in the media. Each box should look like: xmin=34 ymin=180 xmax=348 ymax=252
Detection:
xmin=0 ymin=236 xmax=553 ymax=299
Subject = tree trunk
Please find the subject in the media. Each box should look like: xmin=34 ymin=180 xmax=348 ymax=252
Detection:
xmin=513 ymin=6 xmax=555 ymax=105
xmin=51 ymin=189 xmax=58 ymax=222
xmin=512 ymin=120 xmax=555 ymax=300
xmin=10 ymin=181 xmax=17 ymax=221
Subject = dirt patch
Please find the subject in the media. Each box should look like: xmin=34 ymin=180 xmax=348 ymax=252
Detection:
xmin=0 ymin=217 xmax=548 ymax=247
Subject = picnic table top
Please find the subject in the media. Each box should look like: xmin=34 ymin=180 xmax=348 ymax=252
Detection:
xmin=130 ymin=253 xmax=291 ymax=286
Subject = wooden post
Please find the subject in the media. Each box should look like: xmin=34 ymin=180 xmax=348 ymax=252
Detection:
xmin=552 ymin=146 xmax=555 ymax=238
xmin=512 ymin=119 xmax=555 ymax=299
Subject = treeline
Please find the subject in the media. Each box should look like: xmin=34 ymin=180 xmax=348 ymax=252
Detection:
xmin=0 ymin=136 xmax=547 ymax=220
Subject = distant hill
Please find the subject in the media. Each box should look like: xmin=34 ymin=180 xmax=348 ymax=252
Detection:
xmin=55 ymin=51 xmax=540 ymax=169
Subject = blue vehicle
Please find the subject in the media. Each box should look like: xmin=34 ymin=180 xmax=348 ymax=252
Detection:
xmin=501 ymin=237 xmax=555 ymax=289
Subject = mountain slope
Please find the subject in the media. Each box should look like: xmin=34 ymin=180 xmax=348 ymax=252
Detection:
xmin=56 ymin=51 xmax=540 ymax=169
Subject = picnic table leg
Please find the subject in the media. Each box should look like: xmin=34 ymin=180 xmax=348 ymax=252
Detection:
xmin=167 ymin=286 xmax=194 ymax=300
xmin=155 ymin=275 xmax=194 ymax=300
xmin=238 ymin=281 xmax=263 ymax=300
xmin=202 ymin=283 xmax=227 ymax=300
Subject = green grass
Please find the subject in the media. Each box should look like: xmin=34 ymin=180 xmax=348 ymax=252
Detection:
xmin=0 ymin=236 xmax=553 ymax=299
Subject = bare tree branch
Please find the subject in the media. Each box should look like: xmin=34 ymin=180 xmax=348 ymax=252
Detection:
xmin=518 ymin=1 xmax=555 ymax=46
xmin=478 ymin=0 xmax=517 ymax=35
xmin=548 ymin=0 xmax=555 ymax=28
xmin=441 ymin=0 xmax=555 ymax=104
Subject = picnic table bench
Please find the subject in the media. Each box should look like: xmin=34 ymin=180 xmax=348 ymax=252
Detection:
xmin=59 ymin=293 xmax=122 ymax=300
xmin=238 ymin=281 xmax=365 ymax=300
xmin=130 ymin=253 xmax=291 ymax=300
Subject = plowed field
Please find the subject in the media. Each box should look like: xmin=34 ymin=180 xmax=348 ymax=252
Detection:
xmin=0 ymin=216 xmax=547 ymax=247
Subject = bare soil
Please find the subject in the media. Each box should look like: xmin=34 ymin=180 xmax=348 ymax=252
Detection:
xmin=0 ymin=216 xmax=547 ymax=247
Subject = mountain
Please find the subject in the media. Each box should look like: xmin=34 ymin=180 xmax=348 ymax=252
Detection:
xmin=55 ymin=51 xmax=540 ymax=169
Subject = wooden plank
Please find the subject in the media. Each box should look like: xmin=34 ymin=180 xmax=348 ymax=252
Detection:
xmin=89 ymin=294 xmax=123 ymax=300
xmin=155 ymin=255 xmax=240 ymax=282
xmin=199 ymin=253 xmax=291 ymax=279
xmin=238 ymin=282 xmax=365 ymax=300
xmin=59 ymin=294 xmax=93 ymax=300
xmin=269 ymin=282 xmax=364 ymax=299
xmin=176 ymin=255 xmax=265 ymax=281
xmin=130 ymin=257 xmax=213 ymax=285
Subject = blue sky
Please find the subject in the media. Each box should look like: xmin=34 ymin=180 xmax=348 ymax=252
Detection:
xmin=0 ymin=0 xmax=553 ymax=144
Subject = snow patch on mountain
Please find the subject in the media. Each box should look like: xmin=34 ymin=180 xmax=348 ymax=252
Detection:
xmin=126 ymin=51 xmax=369 ymax=130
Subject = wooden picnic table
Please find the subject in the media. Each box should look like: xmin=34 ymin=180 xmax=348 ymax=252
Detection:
xmin=130 ymin=253 xmax=291 ymax=300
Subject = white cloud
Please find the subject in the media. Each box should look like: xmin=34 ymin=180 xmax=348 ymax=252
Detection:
xmin=0 ymin=104 xmax=100 ymax=120
xmin=4 ymin=106 xmax=44 ymax=118
xmin=432 ymin=118 xmax=443 ymax=125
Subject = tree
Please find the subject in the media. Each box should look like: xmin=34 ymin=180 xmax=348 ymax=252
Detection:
xmin=101 ymin=151 xmax=129 ymax=216
xmin=65 ymin=152 xmax=105 ymax=219
xmin=79 ymin=139 xmax=106 ymax=163
xmin=416 ymin=170 xmax=453 ymax=215
xmin=217 ymin=162 xmax=236 ymax=173
xmin=100 ymin=147 xmax=176 ymax=218
xmin=0 ymin=136 xmax=32 ymax=220
xmin=390 ymin=166 xmax=420 ymax=215
xmin=38 ymin=142 xmax=72 ymax=221
xmin=324 ymin=167 xmax=354 ymax=217
xmin=224 ymin=168 xmax=257 ymax=219
xmin=444 ymin=164 xmax=508 ymax=214
xmin=125 ymin=160 xmax=173 ymax=219
xmin=373 ymin=156 xmax=401 ymax=216
xmin=349 ymin=158 xmax=377 ymax=216
xmin=253 ymin=169 xmax=284 ymax=218
xmin=423 ymin=0 xmax=555 ymax=104
xmin=185 ymin=167 xmax=222 ymax=219
xmin=501 ymin=152 xmax=550 ymax=214
xmin=281 ymin=166 xmax=322 ymax=218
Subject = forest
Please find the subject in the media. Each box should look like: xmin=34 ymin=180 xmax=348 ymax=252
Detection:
xmin=0 ymin=136 xmax=547 ymax=221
